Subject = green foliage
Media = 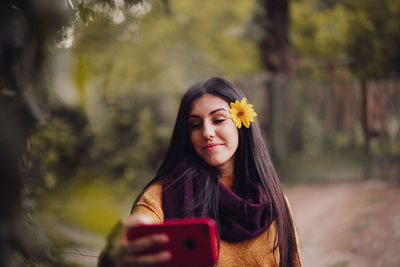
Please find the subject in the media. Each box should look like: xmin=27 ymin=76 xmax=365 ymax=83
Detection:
xmin=88 ymin=92 xmax=171 ymax=185
xmin=52 ymin=0 xmax=262 ymax=187
xmin=291 ymin=0 xmax=400 ymax=79
xmin=27 ymin=108 xmax=92 ymax=192
xmin=24 ymin=176 xmax=131 ymax=266
xmin=345 ymin=0 xmax=400 ymax=78
xmin=41 ymin=177 xmax=132 ymax=235
xmin=73 ymin=0 xmax=260 ymax=96
xmin=291 ymin=0 xmax=349 ymax=59
xmin=78 ymin=0 xmax=94 ymax=25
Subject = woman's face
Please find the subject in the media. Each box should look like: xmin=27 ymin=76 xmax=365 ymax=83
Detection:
xmin=189 ymin=94 xmax=239 ymax=175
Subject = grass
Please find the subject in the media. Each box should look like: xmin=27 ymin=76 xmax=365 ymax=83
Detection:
xmin=329 ymin=260 xmax=349 ymax=267
xmin=276 ymin=151 xmax=365 ymax=183
xmin=32 ymin=177 xmax=141 ymax=266
xmin=351 ymin=224 xmax=367 ymax=234
xmin=37 ymin=177 xmax=138 ymax=236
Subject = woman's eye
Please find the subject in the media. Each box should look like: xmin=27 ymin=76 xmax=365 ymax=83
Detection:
xmin=214 ymin=119 xmax=225 ymax=124
xmin=190 ymin=123 xmax=201 ymax=129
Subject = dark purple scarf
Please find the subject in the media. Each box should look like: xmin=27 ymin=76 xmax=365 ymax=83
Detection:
xmin=162 ymin=177 xmax=272 ymax=242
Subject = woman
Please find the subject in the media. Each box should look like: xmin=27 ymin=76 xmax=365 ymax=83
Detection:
xmin=99 ymin=77 xmax=301 ymax=267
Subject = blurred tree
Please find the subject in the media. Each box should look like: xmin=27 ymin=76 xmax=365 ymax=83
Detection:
xmin=0 ymin=0 xmax=150 ymax=265
xmin=250 ymin=0 xmax=293 ymax=160
xmin=345 ymin=0 xmax=400 ymax=179
xmin=72 ymin=0 xmax=260 ymax=96
xmin=291 ymin=0 xmax=349 ymax=66
xmin=291 ymin=0 xmax=400 ymax=78
xmin=27 ymin=107 xmax=92 ymax=192
xmin=0 ymin=1 xmax=71 ymax=265
xmin=290 ymin=0 xmax=400 ymax=179
xmin=345 ymin=0 xmax=400 ymax=79
xmin=69 ymin=0 xmax=260 ymax=187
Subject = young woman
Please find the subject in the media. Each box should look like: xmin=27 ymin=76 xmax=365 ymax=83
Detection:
xmin=99 ymin=77 xmax=301 ymax=267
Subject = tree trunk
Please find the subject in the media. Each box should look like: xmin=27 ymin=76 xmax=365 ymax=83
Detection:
xmin=267 ymin=75 xmax=287 ymax=159
xmin=0 ymin=100 xmax=34 ymax=266
xmin=361 ymin=79 xmax=371 ymax=179
xmin=254 ymin=0 xmax=293 ymax=160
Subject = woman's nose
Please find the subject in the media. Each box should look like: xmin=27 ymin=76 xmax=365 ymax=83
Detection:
xmin=202 ymin=121 xmax=215 ymax=138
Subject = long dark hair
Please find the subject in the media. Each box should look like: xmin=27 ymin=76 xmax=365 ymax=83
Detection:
xmin=132 ymin=77 xmax=300 ymax=266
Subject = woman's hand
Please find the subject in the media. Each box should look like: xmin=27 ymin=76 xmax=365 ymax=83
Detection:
xmin=109 ymin=214 xmax=171 ymax=267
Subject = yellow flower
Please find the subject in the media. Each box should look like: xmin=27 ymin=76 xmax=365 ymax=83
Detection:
xmin=229 ymin=97 xmax=257 ymax=129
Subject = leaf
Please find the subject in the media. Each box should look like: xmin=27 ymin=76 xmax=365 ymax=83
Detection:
xmin=78 ymin=1 xmax=94 ymax=25
xmin=104 ymin=0 xmax=116 ymax=8
xmin=124 ymin=0 xmax=144 ymax=8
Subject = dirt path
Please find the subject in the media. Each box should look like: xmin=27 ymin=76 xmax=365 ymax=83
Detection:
xmin=285 ymin=181 xmax=400 ymax=267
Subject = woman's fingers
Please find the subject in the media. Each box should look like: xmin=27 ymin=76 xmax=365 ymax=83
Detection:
xmin=122 ymin=214 xmax=154 ymax=228
xmin=111 ymin=236 xmax=170 ymax=267
xmin=128 ymin=234 xmax=169 ymax=254
xmin=110 ymin=233 xmax=168 ymax=257
xmin=121 ymin=214 xmax=169 ymax=254
xmin=111 ymin=214 xmax=171 ymax=266
xmin=119 ymin=251 xmax=171 ymax=267
xmin=109 ymin=241 xmax=129 ymax=259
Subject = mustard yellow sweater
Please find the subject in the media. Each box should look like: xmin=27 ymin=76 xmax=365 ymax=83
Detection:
xmin=132 ymin=175 xmax=301 ymax=267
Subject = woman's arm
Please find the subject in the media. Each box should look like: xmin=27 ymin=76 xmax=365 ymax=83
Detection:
xmin=98 ymin=183 xmax=165 ymax=267
xmin=132 ymin=183 xmax=164 ymax=222
xmin=98 ymin=215 xmax=170 ymax=267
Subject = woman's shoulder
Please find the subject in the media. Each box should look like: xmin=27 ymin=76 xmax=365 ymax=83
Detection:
xmin=142 ymin=182 xmax=163 ymax=197
xmin=133 ymin=182 xmax=164 ymax=222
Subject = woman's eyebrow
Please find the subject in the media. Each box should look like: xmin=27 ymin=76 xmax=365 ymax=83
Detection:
xmin=209 ymin=108 xmax=227 ymax=115
xmin=189 ymin=114 xmax=200 ymax=118
xmin=189 ymin=108 xmax=227 ymax=118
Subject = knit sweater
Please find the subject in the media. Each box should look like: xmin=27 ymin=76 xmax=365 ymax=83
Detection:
xmin=132 ymin=175 xmax=301 ymax=267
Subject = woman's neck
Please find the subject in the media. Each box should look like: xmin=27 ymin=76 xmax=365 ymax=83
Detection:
xmin=219 ymin=174 xmax=234 ymax=190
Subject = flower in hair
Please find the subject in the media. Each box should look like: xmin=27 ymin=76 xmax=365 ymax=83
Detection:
xmin=229 ymin=97 xmax=257 ymax=129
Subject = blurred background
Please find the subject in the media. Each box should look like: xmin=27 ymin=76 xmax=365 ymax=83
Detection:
xmin=1 ymin=0 xmax=399 ymax=266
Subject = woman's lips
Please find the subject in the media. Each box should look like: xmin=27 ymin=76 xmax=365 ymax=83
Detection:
xmin=204 ymin=144 xmax=220 ymax=151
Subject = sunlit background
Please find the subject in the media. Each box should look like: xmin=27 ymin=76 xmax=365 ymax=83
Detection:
xmin=1 ymin=0 xmax=399 ymax=266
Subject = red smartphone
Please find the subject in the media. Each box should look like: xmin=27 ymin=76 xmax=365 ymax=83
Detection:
xmin=126 ymin=217 xmax=219 ymax=267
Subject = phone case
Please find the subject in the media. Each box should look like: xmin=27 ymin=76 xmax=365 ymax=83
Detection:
xmin=126 ymin=217 xmax=219 ymax=267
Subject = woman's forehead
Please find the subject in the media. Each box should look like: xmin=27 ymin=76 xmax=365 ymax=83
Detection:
xmin=190 ymin=94 xmax=229 ymax=115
